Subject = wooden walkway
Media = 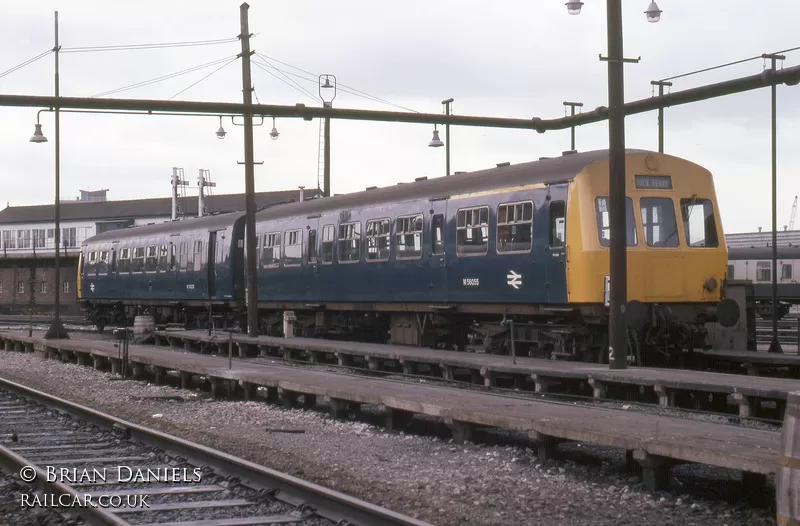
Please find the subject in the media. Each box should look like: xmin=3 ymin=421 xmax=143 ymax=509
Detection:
xmin=0 ymin=331 xmax=783 ymax=496
xmin=151 ymin=329 xmax=800 ymax=420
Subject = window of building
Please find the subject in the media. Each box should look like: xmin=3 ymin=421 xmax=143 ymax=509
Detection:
xmin=366 ymin=218 xmax=390 ymax=261
xmin=456 ymin=206 xmax=489 ymax=256
xmin=39 ymin=281 xmax=47 ymax=294
xmin=680 ymin=198 xmax=719 ymax=247
xmin=62 ymin=227 xmax=77 ymax=248
xmin=338 ymin=222 xmax=362 ymax=263
xmin=62 ymin=281 xmax=70 ymax=294
xmin=145 ymin=245 xmax=158 ymax=272
xmin=47 ymin=229 xmax=54 ymax=239
xmin=32 ymin=229 xmax=46 ymax=248
xmin=0 ymin=282 xmax=4 ymax=294
xmin=595 ymin=197 xmax=638 ymax=247
xmin=727 ymin=264 xmax=735 ymax=280
xmin=321 ymin=225 xmax=335 ymax=264
xmin=308 ymin=229 xmax=317 ymax=263
xmin=396 ymin=214 xmax=423 ymax=259
xmin=132 ymin=247 xmax=145 ymax=273
xmin=261 ymin=233 xmax=280 ymax=267
xmin=640 ymin=197 xmax=679 ymax=247
xmin=2 ymin=231 xmax=15 ymax=249
xmin=497 ymin=201 xmax=533 ymax=253
xmin=756 ymin=261 xmax=771 ymax=282
xmin=17 ymin=230 xmax=31 ymax=249
xmin=432 ymin=214 xmax=444 ymax=255
xmin=193 ymin=240 xmax=203 ymax=271
xmin=118 ymin=248 xmax=131 ymax=273
xmin=17 ymin=281 xmax=24 ymax=294
xmin=284 ymin=229 xmax=302 ymax=266
xmin=782 ymin=263 xmax=793 ymax=280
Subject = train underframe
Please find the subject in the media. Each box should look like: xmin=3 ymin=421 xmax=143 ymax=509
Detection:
xmin=83 ymin=298 xmax=731 ymax=366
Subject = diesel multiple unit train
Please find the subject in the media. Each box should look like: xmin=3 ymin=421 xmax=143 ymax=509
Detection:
xmin=727 ymin=245 xmax=800 ymax=319
xmin=78 ymin=149 xmax=739 ymax=365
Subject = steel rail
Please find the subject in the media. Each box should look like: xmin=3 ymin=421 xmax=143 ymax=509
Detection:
xmin=0 ymin=65 xmax=798 ymax=131
xmin=0 ymin=376 xmax=433 ymax=526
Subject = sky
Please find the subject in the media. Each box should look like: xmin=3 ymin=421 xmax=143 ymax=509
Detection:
xmin=0 ymin=1 xmax=798 ymax=235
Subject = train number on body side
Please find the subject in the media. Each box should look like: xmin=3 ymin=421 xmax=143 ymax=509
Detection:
xmin=462 ymin=278 xmax=480 ymax=287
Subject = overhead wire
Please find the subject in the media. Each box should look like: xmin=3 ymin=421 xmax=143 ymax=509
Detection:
xmin=254 ymin=53 xmax=421 ymax=113
xmin=168 ymin=57 xmax=239 ymax=100
xmin=659 ymin=45 xmax=800 ymax=82
xmin=91 ymin=55 xmax=238 ymax=98
xmin=251 ymin=59 xmax=321 ymax=104
xmin=0 ymin=49 xmax=52 ymax=81
xmin=61 ymin=36 xmax=241 ymax=54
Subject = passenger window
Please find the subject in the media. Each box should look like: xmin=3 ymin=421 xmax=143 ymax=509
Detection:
xmin=366 ymin=219 xmax=390 ymax=261
xmin=396 ymin=214 xmax=423 ymax=260
xmin=284 ymin=229 xmax=302 ymax=267
xmin=497 ymin=201 xmax=533 ymax=253
xmin=192 ymin=241 xmax=203 ymax=271
xmin=321 ymin=225 xmax=334 ymax=264
xmin=145 ymin=245 xmax=158 ymax=272
xmin=157 ymin=244 xmax=169 ymax=271
xmin=262 ymin=233 xmax=280 ymax=267
xmin=133 ymin=247 xmax=145 ymax=273
xmin=640 ymin=197 xmax=679 ymax=247
xmin=432 ymin=214 xmax=444 ymax=255
xmin=118 ymin=248 xmax=131 ymax=273
xmin=308 ymin=229 xmax=317 ymax=263
xmin=97 ymin=250 xmax=109 ymax=275
xmin=338 ymin=222 xmax=361 ymax=263
xmin=456 ymin=206 xmax=489 ymax=256
xmin=549 ymin=201 xmax=566 ymax=247
xmin=595 ymin=197 xmax=638 ymax=247
xmin=680 ymin=198 xmax=719 ymax=247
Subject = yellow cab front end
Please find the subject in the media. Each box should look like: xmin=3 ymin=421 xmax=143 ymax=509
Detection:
xmin=565 ymin=152 xmax=730 ymax=326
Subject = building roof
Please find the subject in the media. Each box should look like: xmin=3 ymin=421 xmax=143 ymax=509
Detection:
xmin=0 ymin=188 xmax=316 ymax=225
xmin=726 ymin=229 xmax=800 ymax=248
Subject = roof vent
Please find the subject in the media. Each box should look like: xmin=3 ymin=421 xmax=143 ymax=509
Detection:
xmin=496 ymin=162 xmax=510 ymax=168
xmin=415 ymin=176 xmax=428 ymax=182
xmin=454 ymin=171 xmax=467 ymax=175
xmin=539 ymin=157 xmax=553 ymax=161
xmin=366 ymin=186 xmax=377 ymax=190
xmin=334 ymin=193 xmax=342 ymax=197
xmin=397 ymin=182 xmax=406 ymax=185
xmin=562 ymin=150 xmax=578 ymax=156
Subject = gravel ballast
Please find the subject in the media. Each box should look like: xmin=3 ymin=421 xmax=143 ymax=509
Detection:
xmin=0 ymin=348 xmax=778 ymax=526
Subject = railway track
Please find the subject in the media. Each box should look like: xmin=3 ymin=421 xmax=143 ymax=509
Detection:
xmin=0 ymin=377 xmax=431 ymax=526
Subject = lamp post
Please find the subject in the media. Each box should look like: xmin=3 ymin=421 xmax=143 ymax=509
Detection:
xmin=650 ymin=80 xmax=672 ymax=152
xmin=442 ymin=98 xmax=454 ymax=176
xmin=319 ymin=74 xmax=337 ymax=197
xmin=32 ymin=12 xmax=68 ymax=339
xmin=567 ymin=0 xmax=661 ymax=369
xmin=764 ymin=53 xmax=786 ymax=353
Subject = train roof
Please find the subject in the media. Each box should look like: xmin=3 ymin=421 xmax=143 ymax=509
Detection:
xmin=727 ymin=245 xmax=800 ymax=260
xmin=82 ymin=211 xmax=241 ymax=245
xmin=255 ymin=148 xmax=655 ymax=220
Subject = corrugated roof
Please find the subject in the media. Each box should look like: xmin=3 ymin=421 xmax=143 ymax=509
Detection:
xmin=0 ymin=189 xmax=318 ymax=224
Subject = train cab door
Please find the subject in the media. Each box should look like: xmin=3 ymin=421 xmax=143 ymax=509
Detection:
xmin=207 ymin=231 xmax=218 ymax=299
xmin=428 ymin=198 xmax=448 ymax=302
xmin=545 ymin=195 xmax=568 ymax=303
xmin=304 ymin=216 xmax=320 ymax=299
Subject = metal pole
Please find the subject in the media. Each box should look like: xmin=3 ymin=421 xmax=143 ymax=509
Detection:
xmin=563 ymin=101 xmax=583 ymax=150
xmin=442 ymin=98 xmax=453 ymax=176
xmin=239 ymin=3 xmax=259 ymax=337
xmin=606 ymin=0 xmax=627 ymax=369
xmin=766 ymin=53 xmax=785 ymax=353
xmin=45 ymin=10 xmax=67 ymax=340
xmin=650 ymin=81 xmax=672 ymax=153
xmin=323 ymin=111 xmax=331 ymax=197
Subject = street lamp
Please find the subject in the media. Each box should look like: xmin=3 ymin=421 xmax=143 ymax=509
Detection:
xmin=319 ymin=74 xmax=337 ymax=197
xmin=216 ymin=116 xmax=226 ymax=139
xmin=33 ymin=11 xmax=68 ymax=339
xmin=269 ymin=116 xmax=279 ymax=140
xmin=428 ymin=125 xmax=444 ymax=147
xmin=568 ymin=1 xmax=660 ymax=369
